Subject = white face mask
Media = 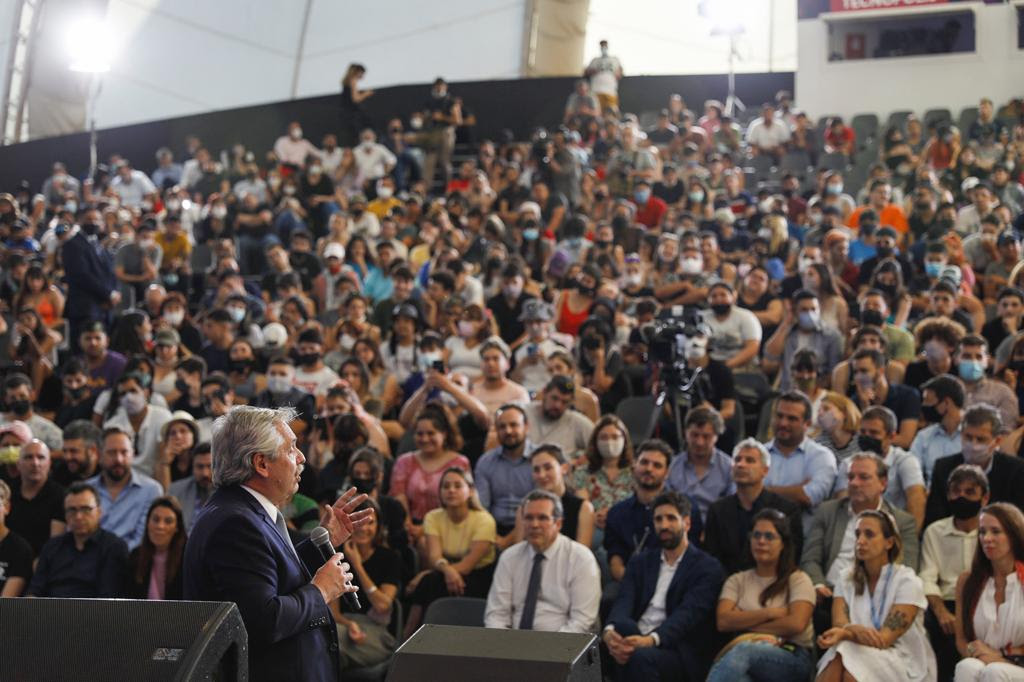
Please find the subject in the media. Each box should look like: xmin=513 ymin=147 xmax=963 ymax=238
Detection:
xmin=420 ymin=352 xmax=442 ymax=371
xmin=166 ymin=199 xmax=181 ymax=211
xmin=163 ymin=310 xmax=185 ymax=327
xmin=597 ymin=437 xmax=624 ymax=460
xmin=458 ymin=320 xmax=477 ymax=338
xmin=962 ymin=440 xmax=993 ymax=466
xmin=680 ymin=257 xmax=703 ymax=275
xmin=340 ymin=334 xmax=356 ymax=352
xmin=377 ymin=186 xmax=393 ymax=199
xmin=120 ymin=391 xmax=147 ymax=416
xmin=308 ymin=165 xmax=323 ymax=176
xmin=212 ymin=206 xmax=227 ymax=220
xmin=267 ymin=375 xmax=292 ymax=394
xmin=290 ymin=128 xmax=303 ymax=140
xmin=623 ymin=272 xmax=643 ymax=288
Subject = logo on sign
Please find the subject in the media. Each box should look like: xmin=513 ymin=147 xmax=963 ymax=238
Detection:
xmin=152 ymin=648 xmax=185 ymax=662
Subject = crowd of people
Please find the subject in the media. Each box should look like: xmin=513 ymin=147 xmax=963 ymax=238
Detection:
xmin=1 ymin=41 xmax=1024 ymax=681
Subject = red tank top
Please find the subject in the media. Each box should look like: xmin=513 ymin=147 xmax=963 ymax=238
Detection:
xmin=557 ymin=293 xmax=590 ymax=336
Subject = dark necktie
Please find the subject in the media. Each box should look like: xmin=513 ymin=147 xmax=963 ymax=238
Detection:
xmin=519 ymin=552 xmax=546 ymax=630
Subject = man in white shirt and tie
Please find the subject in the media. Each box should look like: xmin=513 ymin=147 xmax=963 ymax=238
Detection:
xmin=484 ymin=489 xmax=599 ymax=633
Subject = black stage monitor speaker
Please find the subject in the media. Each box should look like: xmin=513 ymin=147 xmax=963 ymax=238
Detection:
xmin=387 ymin=624 xmax=600 ymax=682
xmin=0 ymin=598 xmax=248 ymax=681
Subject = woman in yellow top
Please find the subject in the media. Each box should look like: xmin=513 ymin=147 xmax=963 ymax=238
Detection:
xmin=403 ymin=467 xmax=496 ymax=637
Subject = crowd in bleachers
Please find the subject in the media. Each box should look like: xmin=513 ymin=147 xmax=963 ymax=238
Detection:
xmin=2 ymin=40 xmax=1024 ymax=681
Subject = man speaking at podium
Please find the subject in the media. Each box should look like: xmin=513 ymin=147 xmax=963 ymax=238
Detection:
xmin=184 ymin=405 xmax=372 ymax=682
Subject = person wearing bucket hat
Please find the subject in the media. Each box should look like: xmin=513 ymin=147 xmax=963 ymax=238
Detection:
xmin=510 ymin=299 xmax=567 ymax=395
xmin=154 ymin=410 xmax=200 ymax=492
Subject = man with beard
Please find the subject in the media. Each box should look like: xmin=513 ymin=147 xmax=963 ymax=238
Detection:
xmin=524 ymin=376 xmax=594 ymax=461
xmin=28 ymin=481 xmax=129 ymax=597
xmin=604 ymin=440 xmax=703 ymax=582
xmin=6 ymin=439 xmax=65 ymax=556
xmin=763 ymin=391 xmax=837 ymax=525
xmin=53 ymin=359 xmax=97 ymax=428
xmin=184 ymin=406 xmax=371 ymax=682
xmin=2 ymin=373 xmax=62 ymax=452
xmin=169 ymin=443 xmax=213 ymax=531
xmin=484 ymin=489 xmax=600 ymax=632
xmin=604 ymin=491 xmax=724 ymax=682
xmin=52 ymin=420 xmax=102 ymax=486
xmin=475 ymin=405 xmax=535 ymax=547
xmin=85 ymin=427 xmax=162 ymax=550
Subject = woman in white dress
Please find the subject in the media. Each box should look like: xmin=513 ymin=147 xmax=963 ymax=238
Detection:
xmin=816 ymin=509 xmax=936 ymax=682
xmin=954 ymin=502 xmax=1024 ymax=682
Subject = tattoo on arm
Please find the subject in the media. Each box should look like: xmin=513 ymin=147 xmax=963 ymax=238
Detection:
xmin=882 ymin=609 xmax=911 ymax=635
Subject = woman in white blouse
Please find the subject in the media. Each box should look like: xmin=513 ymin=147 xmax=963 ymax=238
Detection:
xmin=816 ymin=509 xmax=935 ymax=682
xmin=954 ymin=502 xmax=1024 ymax=682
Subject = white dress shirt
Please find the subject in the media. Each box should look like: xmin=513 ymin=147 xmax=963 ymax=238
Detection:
xmin=919 ymin=516 xmax=977 ymax=601
xmin=484 ymin=533 xmax=600 ymax=633
xmin=637 ymin=547 xmax=686 ymax=637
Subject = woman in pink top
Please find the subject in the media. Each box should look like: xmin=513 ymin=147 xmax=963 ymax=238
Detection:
xmin=128 ymin=496 xmax=186 ymax=600
xmin=390 ymin=403 xmax=470 ymax=528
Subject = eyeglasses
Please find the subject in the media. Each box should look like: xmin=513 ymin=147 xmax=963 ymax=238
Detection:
xmin=65 ymin=505 xmax=97 ymax=516
xmin=751 ymin=531 xmax=779 ymax=542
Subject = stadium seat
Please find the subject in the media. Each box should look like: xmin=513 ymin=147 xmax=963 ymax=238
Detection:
xmin=850 ymin=113 xmax=879 ymax=146
xmin=886 ymin=110 xmax=913 ymax=130
xmin=616 ymin=396 xmax=661 ymax=446
xmin=637 ymin=110 xmax=660 ymax=130
xmin=743 ymin=154 xmax=774 ymax=177
xmin=923 ymin=108 xmax=953 ymax=130
xmin=958 ymin=106 xmax=979 ymax=135
xmin=781 ymin=150 xmax=812 ymax=177
xmin=819 ymin=151 xmax=849 ymax=172
xmin=423 ymin=597 xmax=486 ymax=627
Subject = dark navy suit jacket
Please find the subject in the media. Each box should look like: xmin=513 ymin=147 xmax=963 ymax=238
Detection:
xmin=183 ymin=485 xmax=340 ymax=682
xmin=61 ymin=232 xmax=115 ymax=321
xmin=607 ymin=544 xmax=724 ymax=681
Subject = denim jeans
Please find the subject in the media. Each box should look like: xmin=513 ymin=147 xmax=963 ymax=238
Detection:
xmin=706 ymin=640 xmax=813 ymax=682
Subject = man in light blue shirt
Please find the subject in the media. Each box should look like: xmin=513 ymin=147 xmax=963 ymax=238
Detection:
xmin=666 ymin=406 xmax=735 ymax=520
xmin=475 ymin=404 xmax=535 ymax=547
xmin=86 ymin=427 xmax=162 ymax=550
xmin=763 ymin=391 xmax=837 ymax=524
xmin=910 ymin=374 xmax=965 ymax=487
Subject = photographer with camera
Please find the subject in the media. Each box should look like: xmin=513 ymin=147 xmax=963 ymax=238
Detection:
xmin=577 ymin=315 xmax=627 ymax=415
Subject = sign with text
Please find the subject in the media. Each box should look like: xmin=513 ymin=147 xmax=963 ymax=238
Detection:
xmin=830 ymin=0 xmax=948 ymax=12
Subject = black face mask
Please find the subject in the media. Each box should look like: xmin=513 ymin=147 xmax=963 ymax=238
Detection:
xmin=857 ymin=434 xmax=884 ymax=455
xmin=80 ymin=222 xmax=101 ymax=237
xmin=351 ymin=477 xmax=375 ymax=495
xmin=8 ymin=399 xmax=30 ymax=416
xmin=229 ymin=358 xmax=254 ymax=373
xmin=920 ymin=402 xmax=943 ymax=424
xmin=710 ymin=303 xmax=731 ymax=316
xmin=175 ymin=378 xmax=190 ymax=394
xmin=66 ymin=385 xmax=88 ymax=401
xmin=949 ymin=496 xmax=983 ymax=520
xmin=876 ymin=246 xmax=894 ymax=258
xmin=297 ymin=353 xmax=320 ymax=367
xmin=576 ymin=283 xmax=595 ymax=297
xmin=861 ymin=309 xmax=885 ymax=327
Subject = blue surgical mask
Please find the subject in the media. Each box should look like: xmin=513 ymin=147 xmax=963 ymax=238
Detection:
xmin=958 ymin=360 xmax=984 ymax=382
xmin=925 ymin=262 xmax=943 ymax=278
xmin=523 ymin=228 xmax=539 ymax=241
xmin=797 ymin=311 xmax=819 ymax=330
xmin=634 ymin=189 xmax=651 ymax=204
xmin=826 ymin=183 xmax=843 ymax=196
xmin=228 ymin=307 xmax=246 ymax=323
xmin=688 ymin=190 xmax=705 ymax=203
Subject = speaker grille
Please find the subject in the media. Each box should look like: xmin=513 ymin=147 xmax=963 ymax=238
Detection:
xmin=0 ymin=598 xmax=247 ymax=682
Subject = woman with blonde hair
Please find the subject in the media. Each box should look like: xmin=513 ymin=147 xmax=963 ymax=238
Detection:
xmin=814 ymin=391 xmax=862 ymax=463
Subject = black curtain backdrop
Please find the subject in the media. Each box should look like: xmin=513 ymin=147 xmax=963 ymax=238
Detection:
xmin=0 ymin=72 xmax=793 ymax=191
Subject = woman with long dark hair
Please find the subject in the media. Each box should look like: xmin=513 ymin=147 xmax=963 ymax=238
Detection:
xmin=109 ymin=309 xmax=153 ymax=357
xmin=954 ymin=502 xmax=1024 ymax=681
xmin=569 ymin=414 xmax=634 ymax=519
xmin=128 ymin=496 xmax=187 ymax=600
xmin=816 ymin=510 xmax=934 ymax=681
xmin=339 ymin=63 xmax=373 ymax=147
xmin=708 ymin=509 xmax=815 ymax=681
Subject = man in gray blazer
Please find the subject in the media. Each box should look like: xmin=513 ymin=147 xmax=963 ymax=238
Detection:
xmin=800 ymin=452 xmax=919 ymax=601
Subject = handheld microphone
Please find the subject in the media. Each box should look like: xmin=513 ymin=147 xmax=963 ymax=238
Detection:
xmin=310 ymin=526 xmax=361 ymax=611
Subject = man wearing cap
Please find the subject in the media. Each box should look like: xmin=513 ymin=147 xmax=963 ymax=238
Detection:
xmin=487 ymin=263 xmax=536 ymax=347
xmin=315 ymin=242 xmax=357 ymax=313
xmin=154 ymin=411 xmax=200 ymax=493
xmin=510 ymin=300 xmax=567 ymax=395
xmin=855 ymin=226 xmax=914 ymax=290
xmin=955 ymin=181 xmax=998 ymax=236
xmin=154 ymin=213 xmax=191 ymax=295
xmin=7 ymin=438 xmax=66 ymax=555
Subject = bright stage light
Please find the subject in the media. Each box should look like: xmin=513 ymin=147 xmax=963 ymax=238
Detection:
xmin=699 ymin=0 xmax=750 ymax=36
xmin=67 ymin=17 xmax=115 ymax=73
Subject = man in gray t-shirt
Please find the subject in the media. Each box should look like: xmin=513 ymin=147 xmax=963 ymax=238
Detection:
xmin=114 ymin=222 xmax=162 ymax=306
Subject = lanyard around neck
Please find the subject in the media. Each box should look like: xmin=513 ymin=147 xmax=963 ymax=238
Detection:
xmin=869 ymin=564 xmax=894 ymax=630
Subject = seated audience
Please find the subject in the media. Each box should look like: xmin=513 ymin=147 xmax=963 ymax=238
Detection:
xmin=0 ymin=480 xmax=32 ymax=596
xmin=666 ymin=406 xmax=734 ymax=521
xmin=127 ymin=496 xmax=186 ymax=599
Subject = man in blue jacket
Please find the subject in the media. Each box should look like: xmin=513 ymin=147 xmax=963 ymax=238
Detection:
xmin=604 ymin=491 xmax=724 ymax=682
xmin=183 ymin=405 xmax=372 ymax=682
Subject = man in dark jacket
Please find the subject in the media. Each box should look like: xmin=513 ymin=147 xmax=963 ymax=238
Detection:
xmin=62 ymin=208 xmax=119 ymax=344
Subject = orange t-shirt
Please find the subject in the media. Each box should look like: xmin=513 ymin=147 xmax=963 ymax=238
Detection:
xmin=847 ymin=204 xmax=909 ymax=233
